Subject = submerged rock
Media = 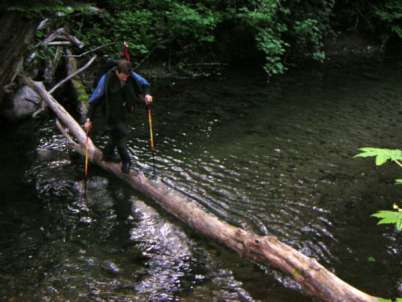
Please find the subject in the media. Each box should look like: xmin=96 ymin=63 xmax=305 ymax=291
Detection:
xmin=101 ymin=260 xmax=120 ymax=274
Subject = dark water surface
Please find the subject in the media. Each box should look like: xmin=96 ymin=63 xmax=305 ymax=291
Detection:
xmin=1 ymin=59 xmax=401 ymax=301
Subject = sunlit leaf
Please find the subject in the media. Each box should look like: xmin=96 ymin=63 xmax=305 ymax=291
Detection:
xmin=372 ymin=210 xmax=402 ymax=231
xmin=379 ymin=298 xmax=402 ymax=302
xmin=397 ymin=220 xmax=402 ymax=232
xmin=355 ymin=147 xmax=402 ymax=166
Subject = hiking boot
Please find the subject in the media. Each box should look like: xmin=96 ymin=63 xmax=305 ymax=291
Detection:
xmin=122 ymin=161 xmax=131 ymax=174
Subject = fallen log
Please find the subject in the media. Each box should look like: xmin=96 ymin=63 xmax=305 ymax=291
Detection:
xmin=24 ymin=76 xmax=379 ymax=302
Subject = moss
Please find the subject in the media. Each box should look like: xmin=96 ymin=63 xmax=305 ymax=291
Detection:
xmin=72 ymin=79 xmax=89 ymax=103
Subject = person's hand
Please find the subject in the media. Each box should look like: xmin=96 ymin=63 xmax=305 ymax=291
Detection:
xmin=144 ymin=94 xmax=153 ymax=106
xmin=84 ymin=119 xmax=92 ymax=133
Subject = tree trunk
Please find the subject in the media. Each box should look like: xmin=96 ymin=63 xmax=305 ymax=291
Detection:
xmin=65 ymin=49 xmax=90 ymax=123
xmin=0 ymin=13 xmax=38 ymax=104
xmin=24 ymin=76 xmax=380 ymax=302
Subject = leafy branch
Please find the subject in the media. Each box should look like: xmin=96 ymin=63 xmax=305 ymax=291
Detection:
xmin=355 ymin=147 xmax=402 ymax=231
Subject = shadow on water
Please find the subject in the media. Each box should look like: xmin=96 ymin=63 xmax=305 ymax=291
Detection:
xmin=1 ymin=58 xmax=402 ymax=301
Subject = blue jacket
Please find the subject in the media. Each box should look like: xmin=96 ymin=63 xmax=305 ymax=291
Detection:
xmin=86 ymin=70 xmax=151 ymax=121
xmin=89 ymin=71 xmax=150 ymax=104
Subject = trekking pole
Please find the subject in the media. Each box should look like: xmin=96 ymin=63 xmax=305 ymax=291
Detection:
xmin=146 ymin=103 xmax=156 ymax=175
xmin=83 ymin=129 xmax=90 ymax=198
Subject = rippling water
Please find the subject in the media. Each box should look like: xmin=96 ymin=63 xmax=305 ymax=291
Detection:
xmin=1 ymin=59 xmax=402 ymax=301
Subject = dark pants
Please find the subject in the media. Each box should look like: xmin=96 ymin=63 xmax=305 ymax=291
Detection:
xmin=104 ymin=122 xmax=130 ymax=164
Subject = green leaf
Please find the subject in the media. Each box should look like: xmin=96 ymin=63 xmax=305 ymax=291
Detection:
xmin=367 ymin=256 xmax=376 ymax=263
xmin=395 ymin=179 xmax=402 ymax=185
xmin=372 ymin=210 xmax=402 ymax=231
xmin=397 ymin=219 xmax=402 ymax=231
xmin=355 ymin=147 xmax=402 ymax=166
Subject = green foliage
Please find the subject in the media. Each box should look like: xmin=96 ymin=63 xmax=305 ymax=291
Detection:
xmin=109 ymin=10 xmax=154 ymax=55
xmin=166 ymin=3 xmax=219 ymax=44
xmin=356 ymin=147 xmax=402 ymax=232
xmin=71 ymin=9 xmax=155 ymax=59
xmin=379 ymin=298 xmax=402 ymax=302
xmin=237 ymin=0 xmax=289 ymax=76
xmin=374 ymin=0 xmax=402 ymax=39
xmin=7 ymin=1 xmax=96 ymax=17
xmin=20 ymin=0 xmax=402 ymax=76
xmin=356 ymin=146 xmax=402 ymax=301
xmin=256 ymin=28 xmax=288 ymax=76
xmin=372 ymin=209 xmax=402 ymax=231
xmin=69 ymin=1 xmax=221 ymax=63
xmin=294 ymin=18 xmax=325 ymax=62
xmin=355 ymin=147 xmax=402 ymax=166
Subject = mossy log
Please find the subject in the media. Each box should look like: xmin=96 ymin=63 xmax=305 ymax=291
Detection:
xmin=24 ymin=76 xmax=380 ymax=302
xmin=65 ymin=49 xmax=90 ymax=122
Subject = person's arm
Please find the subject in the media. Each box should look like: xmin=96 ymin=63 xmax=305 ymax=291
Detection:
xmin=131 ymin=71 xmax=152 ymax=105
xmin=84 ymin=74 xmax=107 ymax=131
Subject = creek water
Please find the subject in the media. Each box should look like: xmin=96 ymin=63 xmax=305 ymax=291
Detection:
xmin=0 ymin=59 xmax=401 ymax=301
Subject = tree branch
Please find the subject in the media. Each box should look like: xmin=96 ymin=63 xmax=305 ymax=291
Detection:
xmin=49 ymin=54 xmax=96 ymax=94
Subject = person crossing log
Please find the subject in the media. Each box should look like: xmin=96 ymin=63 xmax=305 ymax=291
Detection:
xmin=83 ymin=59 xmax=153 ymax=174
xmin=23 ymin=76 xmax=380 ymax=302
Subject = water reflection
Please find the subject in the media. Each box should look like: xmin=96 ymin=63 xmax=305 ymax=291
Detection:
xmin=0 ymin=60 xmax=402 ymax=300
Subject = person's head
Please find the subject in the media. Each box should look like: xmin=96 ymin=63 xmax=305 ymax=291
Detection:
xmin=115 ymin=59 xmax=132 ymax=81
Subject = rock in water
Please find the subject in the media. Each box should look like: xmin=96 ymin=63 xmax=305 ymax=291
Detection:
xmin=102 ymin=260 xmax=120 ymax=274
xmin=2 ymin=82 xmax=44 ymax=120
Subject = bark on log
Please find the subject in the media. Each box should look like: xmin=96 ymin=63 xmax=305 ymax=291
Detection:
xmin=24 ymin=76 xmax=380 ymax=302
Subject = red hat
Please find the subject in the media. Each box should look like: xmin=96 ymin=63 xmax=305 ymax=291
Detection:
xmin=121 ymin=41 xmax=131 ymax=62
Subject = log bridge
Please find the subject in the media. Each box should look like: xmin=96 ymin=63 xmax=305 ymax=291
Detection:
xmin=24 ymin=76 xmax=380 ymax=302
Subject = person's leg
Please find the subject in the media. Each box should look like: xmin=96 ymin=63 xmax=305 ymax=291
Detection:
xmin=116 ymin=139 xmax=131 ymax=174
xmin=103 ymin=139 xmax=117 ymax=161
xmin=112 ymin=123 xmax=131 ymax=173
